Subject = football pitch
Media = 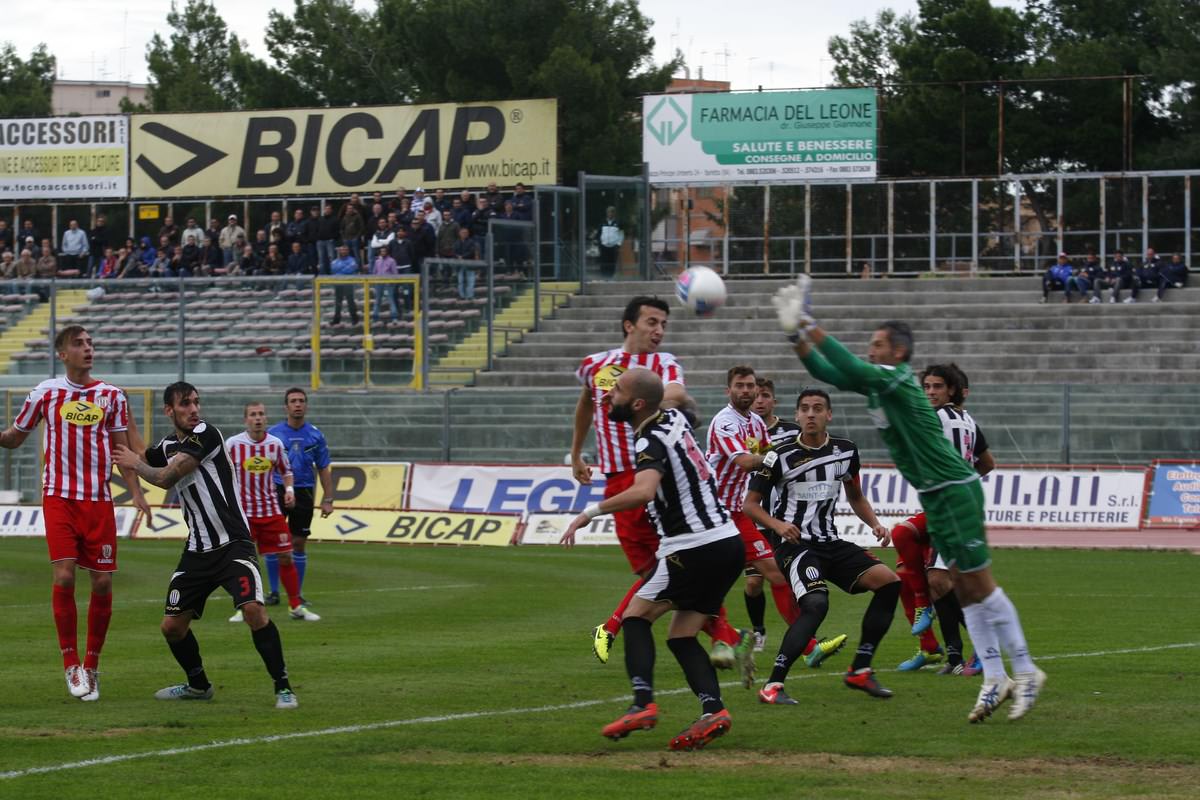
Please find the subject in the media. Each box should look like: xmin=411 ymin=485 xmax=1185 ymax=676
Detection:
xmin=1 ymin=539 xmax=1197 ymax=799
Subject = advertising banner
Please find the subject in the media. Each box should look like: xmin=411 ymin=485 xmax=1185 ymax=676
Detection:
xmin=408 ymin=464 xmax=607 ymax=515
xmin=112 ymin=462 xmax=409 ymax=510
xmin=131 ymin=99 xmax=557 ymax=198
xmin=0 ymin=504 xmax=137 ymax=538
xmin=137 ymin=508 xmax=517 ymax=546
xmin=0 ymin=115 xmax=128 ymax=199
xmin=843 ymin=466 xmax=1146 ymax=530
xmin=1146 ymin=461 xmax=1200 ymax=527
xmin=643 ymin=89 xmax=876 ymax=185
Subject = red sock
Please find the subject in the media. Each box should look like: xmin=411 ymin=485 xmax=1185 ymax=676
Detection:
xmin=84 ymin=591 xmax=113 ymax=670
xmin=702 ymin=606 xmax=741 ymax=646
xmin=802 ymin=637 xmax=817 ymax=656
xmin=280 ymin=560 xmax=302 ymax=610
xmin=770 ymin=582 xmax=800 ymax=625
xmin=897 ymin=565 xmax=918 ymax=625
xmin=892 ymin=523 xmax=931 ymax=609
xmin=603 ymin=579 xmax=644 ymax=636
xmin=52 ymin=585 xmax=79 ymax=668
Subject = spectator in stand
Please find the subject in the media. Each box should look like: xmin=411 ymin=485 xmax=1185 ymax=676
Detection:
xmin=17 ymin=248 xmax=37 ymax=288
xmin=458 ymin=188 xmax=475 ymax=211
xmin=408 ymin=213 xmax=435 ymax=277
xmin=329 ymin=244 xmax=360 ymax=326
xmin=87 ymin=215 xmax=109 ymax=277
xmin=453 ymin=227 xmax=480 ymax=300
xmin=396 ymin=197 xmax=414 ymax=226
xmin=339 ymin=203 xmax=365 ymax=261
xmin=167 ymin=245 xmax=189 ymax=278
xmin=252 ymin=229 xmax=271 ymax=263
xmin=366 ymin=202 xmax=386 ymax=234
xmin=411 ymin=187 xmax=427 ymax=211
xmin=206 ymin=217 xmax=222 ymax=248
xmin=235 ymin=244 xmax=260 ymax=276
xmin=181 ymin=235 xmax=202 ymax=275
xmin=371 ymin=239 xmax=401 ymax=324
xmin=421 ymin=198 xmax=441 ymax=234
xmin=1165 ymin=254 xmax=1189 ymax=289
xmin=157 ymin=216 xmax=180 ymax=247
xmin=286 ymin=240 xmax=312 ymax=286
xmin=1067 ymin=253 xmax=1103 ymax=304
xmin=1137 ymin=248 xmax=1169 ymax=303
xmin=368 ymin=216 xmax=395 ymax=265
xmin=437 ymin=209 xmax=460 ymax=258
xmin=59 ymin=220 xmax=89 ymax=274
xmin=96 ymin=247 xmax=119 ymax=280
xmin=0 ymin=219 xmax=13 ymax=254
xmin=19 ymin=220 xmax=38 ymax=252
xmin=484 ymin=182 xmax=504 ymax=209
xmin=1109 ymin=250 xmax=1137 ymax=303
xmin=0 ymin=250 xmax=15 ymax=291
xmin=262 ymin=244 xmax=286 ymax=277
xmin=1040 ymin=252 xmax=1072 ymax=303
xmin=118 ymin=246 xmax=146 ymax=279
xmin=451 ymin=196 xmax=471 ymax=229
xmin=348 ymin=192 xmax=367 ymax=221
xmin=470 ymin=196 xmax=497 ymax=239
xmin=201 ymin=235 xmax=224 ymax=274
xmin=388 ymin=187 xmax=407 ymax=212
xmin=220 ymin=215 xmax=246 ymax=266
xmin=182 ymin=217 xmax=206 ymax=251
xmin=302 ymin=206 xmax=319 ymax=264
xmin=597 ymin=206 xmax=623 ymax=279
xmin=137 ymin=235 xmax=157 ymax=271
xmin=432 ymin=188 xmax=449 ymax=212
xmin=263 ymin=210 xmax=285 ymax=245
xmin=34 ymin=244 xmax=57 ymax=297
xmin=149 ymin=245 xmax=172 ymax=280
xmin=316 ymin=203 xmax=339 ymax=275
xmin=511 ymin=183 xmax=533 ymax=221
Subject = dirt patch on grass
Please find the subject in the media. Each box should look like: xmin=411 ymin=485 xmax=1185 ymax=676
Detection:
xmin=0 ymin=726 xmax=181 ymax=739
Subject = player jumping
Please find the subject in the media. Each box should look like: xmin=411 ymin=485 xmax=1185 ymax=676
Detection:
xmin=774 ymin=278 xmax=1045 ymax=722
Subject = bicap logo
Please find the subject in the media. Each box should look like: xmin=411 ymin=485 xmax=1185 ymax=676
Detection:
xmin=60 ymin=400 xmax=104 ymax=426
xmin=646 ymin=97 xmax=688 ymax=146
xmin=243 ymin=455 xmax=273 ymax=474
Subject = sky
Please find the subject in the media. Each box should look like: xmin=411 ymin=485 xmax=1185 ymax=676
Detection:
xmin=14 ymin=1 xmax=1019 ymax=91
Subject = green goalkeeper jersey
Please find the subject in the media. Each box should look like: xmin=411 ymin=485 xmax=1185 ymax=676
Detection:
xmin=799 ymin=333 xmax=977 ymax=493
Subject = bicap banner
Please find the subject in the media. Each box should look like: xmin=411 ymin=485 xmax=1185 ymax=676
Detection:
xmin=642 ymin=89 xmax=877 ymax=185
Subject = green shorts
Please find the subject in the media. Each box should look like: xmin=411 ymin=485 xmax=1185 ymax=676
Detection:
xmin=920 ymin=479 xmax=991 ymax=572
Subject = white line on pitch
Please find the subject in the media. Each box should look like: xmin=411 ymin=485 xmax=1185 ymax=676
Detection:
xmin=0 ymin=584 xmax=478 ymax=610
xmin=2 ymin=639 xmax=1196 ymax=781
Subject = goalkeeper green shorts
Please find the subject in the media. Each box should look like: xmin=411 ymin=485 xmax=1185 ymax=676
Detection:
xmin=921 ymin=479 xmax=991 ymax=572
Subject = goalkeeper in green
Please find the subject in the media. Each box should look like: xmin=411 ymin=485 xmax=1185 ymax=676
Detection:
xmin=772 ymin=277 xmax=1044 ymax=723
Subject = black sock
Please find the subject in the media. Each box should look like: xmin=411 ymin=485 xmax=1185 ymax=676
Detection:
xmin=745 ymin=589 xmax=766 ymax=631
xmin=768 ymin=592 xmax=828 ymax=685
xmin=167 ymin=629 xmax=210 ymax=690
xmin=934 ymin=592 xmax=965 ymax=666
xmin=622 ymin=617 xmax=655 ymax=708
xmin=667 ymin=636 xmax=724 ymax=715
xmin=251 ymin=620 xmax=291 ymax=692
xmin=851 ymin=581 xmax=900 ymax=671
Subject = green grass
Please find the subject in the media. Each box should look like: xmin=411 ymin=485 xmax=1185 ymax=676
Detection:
xmin=1 ymin=540 xmax=1197 ymax=798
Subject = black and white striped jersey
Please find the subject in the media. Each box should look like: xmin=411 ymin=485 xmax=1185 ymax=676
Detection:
xmin=764 ymin=417 xmax=802 ymax=447
xmin=147 ymin=421 xmax=252 ymax=553
xmin=936 ymin=405 xmax=989 ymax=465
xmin=747 ymin=434 xmax=860 ymax=542
xmin=635 ymin=408 xmax=736 ymax=556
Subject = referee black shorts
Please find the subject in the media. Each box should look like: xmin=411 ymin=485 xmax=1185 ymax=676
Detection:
xmin=277 ymin=485 xmax=315 ymax=538
xmin=164 ymin=540 xmax=262 ymax=619
xmin=635 ymin=535 xmax=743 ymax=616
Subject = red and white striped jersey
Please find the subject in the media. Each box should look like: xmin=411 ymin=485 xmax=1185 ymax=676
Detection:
xmin=224 ymin=431 xmax=292 ymax=519
xmin=576 ymin=348 xmax=684 ymax=474
xmin=705 ymin=404 xmax=769 ymax=513
xmin=13 ymin=377 xmax=128 ymax=501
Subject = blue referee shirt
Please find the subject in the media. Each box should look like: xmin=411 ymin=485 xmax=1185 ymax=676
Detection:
xmin=269 ymin=421 xmax=331 ymax=488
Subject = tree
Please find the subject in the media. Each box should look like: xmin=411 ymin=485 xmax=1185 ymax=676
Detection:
xmin=828 ymin=9 xmax=915 ymax=88
xmin=0 ymin=42 xmax=55 ymax=117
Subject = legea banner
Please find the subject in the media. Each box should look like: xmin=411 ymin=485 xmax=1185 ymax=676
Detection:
xmin=408 ymin=464 xmax=607 ymax=515
xmin=643 ymin=89 xmax=877 ymax=184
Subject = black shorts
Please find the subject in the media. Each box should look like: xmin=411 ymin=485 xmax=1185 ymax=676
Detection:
xmin=636 ymin=535 xmax=743 ymax=615
xmin=744 ymin=527 xmax=783 ymax=577
xmin=277 ymin=485 xmax=315 ymax=538
xmin=164 ymin=540 xmax=263 ymax=619
xmin=776 ymin=538 xmax=882 ymax=598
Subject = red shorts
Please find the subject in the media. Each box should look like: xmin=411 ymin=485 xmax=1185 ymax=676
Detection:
xmin=249 ymin=515 xmax=293 ymax=555
xmin=893 ymin=512 xmax=936 ymax=570
xmin=605 ymin=470 xmax=658 ymax=575
xmin=42 ymin=495 xmax=118 ymax=572
xmin=732 ymin=510 xmax=774 ymax=564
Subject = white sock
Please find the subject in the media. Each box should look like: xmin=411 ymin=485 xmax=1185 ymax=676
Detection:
xmin=980 ymin=587 xmax=1036 ymax=674
xmin=961 ymin=602 xmax=1006 ymax=683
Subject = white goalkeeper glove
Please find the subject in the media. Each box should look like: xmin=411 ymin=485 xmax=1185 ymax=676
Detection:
xmin=772 ymin=276 xmax=815 ymax=341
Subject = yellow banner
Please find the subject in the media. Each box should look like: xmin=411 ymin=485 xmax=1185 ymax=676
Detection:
xmin=130 ymin=100 xmax=557 ymax=198
xmin=136 ymin=508 xmax=517 ymax=547
xmin=112 ymin=462 xmax=409 ymax=510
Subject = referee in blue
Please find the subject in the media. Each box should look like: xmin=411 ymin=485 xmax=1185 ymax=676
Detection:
xmin=265 ymin=387 xmax=334 ymax=606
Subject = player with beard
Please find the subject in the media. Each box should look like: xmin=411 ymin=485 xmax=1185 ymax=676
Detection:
xmin=562 ymin=369 xmax=742 ymax=751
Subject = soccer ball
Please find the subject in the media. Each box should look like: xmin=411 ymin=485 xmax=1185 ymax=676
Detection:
xmin=675 ymin=266 xmax=727 ymax=317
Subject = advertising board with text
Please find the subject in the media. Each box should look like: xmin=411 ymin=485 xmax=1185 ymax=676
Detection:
xmin=840 ymin=466 xmax=1146 ymax=530
xmin=643 ymin=89 xmax=876 ymax=185
xmin=408 ymin=464 xmax=607 ymax=515
xmin=0 ymin=504 xmax=137 ymax=538
xmin=1146 ymin=461 xmax=1200 ymax=527
xmin=131 ymin=100 xmax=556 ymax=198
xmin=0 ymin=115 xmax=128 ymax=199
xmin=137 ymin=508 xmax=517 ymax=547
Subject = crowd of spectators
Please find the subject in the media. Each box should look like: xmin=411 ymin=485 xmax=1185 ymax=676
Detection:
xmin=1041 ymin=247 xmax=1190 ymax=304
xmin=0 ymin=183 xmax=535 ymax=304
